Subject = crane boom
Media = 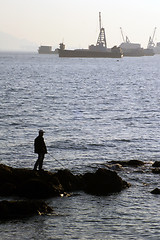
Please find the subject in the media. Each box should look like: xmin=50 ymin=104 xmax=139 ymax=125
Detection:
xmin=120 ymin=27 xmax=125 ymax=42
xmin=147 ymin=27 xmax=156 ymax=48
xmin=152 ymin=27 xmax=156 ymax=42
xmin=120 ymin=27 xmax=130 ymax=43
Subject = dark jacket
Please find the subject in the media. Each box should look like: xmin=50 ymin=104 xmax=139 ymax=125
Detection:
xmin=34 ymin=136 xmax=47 ymax=154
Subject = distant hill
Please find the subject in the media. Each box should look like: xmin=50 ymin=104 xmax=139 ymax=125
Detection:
xmin=0 ymin=31 xmax=38 ymax=52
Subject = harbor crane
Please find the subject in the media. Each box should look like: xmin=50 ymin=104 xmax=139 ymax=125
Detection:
xmin=147 ymin=27 xmax=156 ymax=49
xmin=96 ymin=12 xmax=107 ymax=48
xmin=120 ymin=27 xmax=130 ymax=43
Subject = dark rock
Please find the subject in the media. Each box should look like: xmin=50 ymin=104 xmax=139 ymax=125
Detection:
xmin=0 ymin=164 xmax=130 ymax=198
xmin=106 ymin=163 xmax=123 ymax=171
xmin=82 ymin=168 xmax=130 ymax=195
xmin=55 ymin=169 xmax=82 ymax=192
xmin=0 ymin=200 xmax=53 ymax=219
xmin=152 ymin=161 xmax=160 ymax=167
xmin=151 ymin=188 xmax=160 ymax=194
xmin=110 ymin=160 xmax=144 ymax=167
xmin=17 ymin=178 xmax=63 ymax=198
xmin=0 ymin=182 xmax=16 ymax=196
xmin=0 ymin=164 xmax=64 ymax=198
xmin=152 ymin=168 xmax=160 ymax=174
xmin=0 ymin=164 xmax=13 ymax=183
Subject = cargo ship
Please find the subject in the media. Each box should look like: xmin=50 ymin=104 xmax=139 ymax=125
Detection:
xmin=119 ymin=42 xmax=154 ymax=57
xmin=38 ymin=45 xmax=58 ymax=54
xmin=147 ymin=27 xmax=160 ymax=54
xmin=152 ymin=42 xmax=160 ymax=54
xmin=59 ymin=13 xmax=123 ymax=58
xmin=119 ymin=28 xmax=154 ymax=57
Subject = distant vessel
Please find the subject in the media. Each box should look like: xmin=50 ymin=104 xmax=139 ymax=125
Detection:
xmin=38 ymin=45 xmax=58 ymax=54
xmin=119 ymin=28 xmax=154 ymax=57
xmin=153 ymin=42 xmax=160 ymax=54
xmin=59 ymin=13 xmax=123 ymax=58
xmin=147 ymin=27 xmax=160 ymax=54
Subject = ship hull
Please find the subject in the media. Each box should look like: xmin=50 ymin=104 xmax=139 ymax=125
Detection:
xmin=121 ymin=48 xmax=154 ymax=57
xmin=143 ymin=49 xmax=155 ymax=56
xmin=59 ymin=48 xmax=122 ymax=58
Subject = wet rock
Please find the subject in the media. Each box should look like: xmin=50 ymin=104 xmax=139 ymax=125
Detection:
xmin=0 ymin=200 xmax=53 ymax=219
xmin=152 ymin=161 xmax=160 ymax=167
xmin=55 ymin=169 xmax=82 ymax=192
xmin=106 ymin=163 xmax=123 ymax=171
xmin=17 ymin=178 xmax=63 ymax=198
xmin=152 ymin=168 xmax=160 ymax=174
xmin=0 ymin=164 xmax=13 ymax=183
xmin=0 ymin=164 xmax=130 ymax=198
xmin=0 ymin=182 xmax=16 ymax=196
xmin=82 ymin=168 xmax=130 ymax=195
xmin=151 ymin=188 xmax=160 ymax=194
xmin=0 ymin=164 xmax=64 ymax=198
xmin=110 ymin=160 xmax=144 ymax=167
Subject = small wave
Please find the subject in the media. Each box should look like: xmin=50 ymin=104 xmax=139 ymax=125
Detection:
xmin=49 ymin=141 xmax=105 ymax=151
xmin=114 ymin=139 xmax=131 ymax=143
xmin=10 ymin=122 xmax=21 ymax=126
xmin=49 ymin=140 xmax=88 ymax=150
xmin=87 ymin=143 xmax=106 ymax=150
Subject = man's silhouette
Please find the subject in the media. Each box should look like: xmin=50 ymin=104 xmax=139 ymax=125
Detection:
xmin=34 ymin=130 xmax=47 ymax=171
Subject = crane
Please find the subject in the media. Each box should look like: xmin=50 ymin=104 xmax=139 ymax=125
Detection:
xmin=120 ymin=27 xmax=130 ymax=43
xmin=147 ymin=27 xmax=156 ymax=49
xmin=96 ymin=12 xmax=107 ymax=48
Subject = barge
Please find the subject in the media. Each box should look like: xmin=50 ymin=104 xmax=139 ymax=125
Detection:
xmin=59 ymin=13 xmax=123 ymax=58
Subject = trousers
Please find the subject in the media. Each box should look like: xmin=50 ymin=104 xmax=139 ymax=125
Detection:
xmin=34 ymin=153 xmax=45 ymax=170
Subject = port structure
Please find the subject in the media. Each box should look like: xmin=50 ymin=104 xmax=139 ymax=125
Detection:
xmin=96 ymin=12 xmax=107 ymax=48
xmin=120 ymin=27 xmax=130 ymax=43
xmin=147 ymin=27 xmax=156 ymax=49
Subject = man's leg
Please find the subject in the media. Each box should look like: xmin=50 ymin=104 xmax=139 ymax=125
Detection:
xmin=34 ymin=159 xmax=39 ymax=170
xmin=38 ymin=153 xmax=44 ymax=170
xmin=34 ymin=153 xmax=41 ymax=170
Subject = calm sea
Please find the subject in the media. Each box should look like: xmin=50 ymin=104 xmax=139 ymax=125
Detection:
xmin=0 ymin=52 xmax=160 ymax=239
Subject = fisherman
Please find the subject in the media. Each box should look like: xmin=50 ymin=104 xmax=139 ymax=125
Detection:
xmin=34 ymin=130 xmax=47 ymax=171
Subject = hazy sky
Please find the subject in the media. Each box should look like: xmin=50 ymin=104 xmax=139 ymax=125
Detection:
xmin=0 ymin=0 xmax=160 ymax=50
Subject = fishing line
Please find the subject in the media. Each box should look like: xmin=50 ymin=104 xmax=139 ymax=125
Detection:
xmin=48 ymin=152 xmax=65 ymax=168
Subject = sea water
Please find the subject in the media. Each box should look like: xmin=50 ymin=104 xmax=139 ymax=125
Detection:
xmin=0 ymin=52 xmax=160 ymax=239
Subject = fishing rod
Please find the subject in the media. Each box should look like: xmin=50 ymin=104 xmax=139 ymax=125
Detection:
xmin=48 ymin=152 xmax=65 ymax=168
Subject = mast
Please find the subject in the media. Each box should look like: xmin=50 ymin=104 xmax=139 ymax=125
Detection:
xmin=99 ymin=12 xmax=102 ymax=31
xmin=96 ymin=12 xmax=107 ymax=48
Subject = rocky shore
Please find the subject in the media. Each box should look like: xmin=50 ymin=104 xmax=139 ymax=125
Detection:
xmin=0 ymin=200 xmax=53 ymax=219
xmin=0 ymin=163 xmax=130 ymax=198
xmin=0 ymin=159 xmax=160 ymax=219
xmin=0 ymin=163 xmax=130 ymax=219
